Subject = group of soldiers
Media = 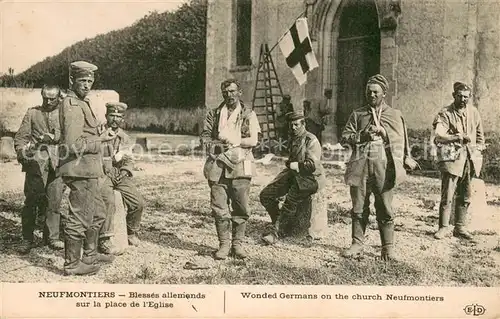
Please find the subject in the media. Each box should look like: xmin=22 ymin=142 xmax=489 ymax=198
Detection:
xmin=13 ymin=61 xmax=484 ymax=275
xmin=14 ymin=61 xmax=144 ymax=276
xmin=201 ymin=74 xmax=484 ymax=262
xmin=274 ymin=89 xmax=333 ymax=147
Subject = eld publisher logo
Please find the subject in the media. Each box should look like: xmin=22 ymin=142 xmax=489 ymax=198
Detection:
xmin=464 ymin=304 xmax=486 ymax=316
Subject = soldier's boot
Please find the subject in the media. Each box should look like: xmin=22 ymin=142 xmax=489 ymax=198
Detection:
xmin=434 ymin=207 xmax=452 ymax=239
xmin=379 ymin=221 xmax=396 ymax=262
xmin=63 ymin=238 xmax=100 ymax=276
xmin=128 ymin=234 xmax=141 ymax=246
xmin=20 ymin=204 xmax=36 ymax=254
xmin=262 ymin=212 xmax=281 ymax=245
xmin=98 ymin=237 xmax=124 ymax=256
xmin=214 ymin=219 xmax=232 ymax=260
xmin=453 ymin=204 xmax=474 ymax=240
xmin=82 ymin=228 xmax=115 ymax=265
xmin=43 ymin=227 xmax=64 ymax=250
xmin=231 ymin=221 xmax=247 ymax=259
xmin=342 ymin=217 xmax=366 ymax=258
xmin=18 ymin=239 xmax=34 ymax=255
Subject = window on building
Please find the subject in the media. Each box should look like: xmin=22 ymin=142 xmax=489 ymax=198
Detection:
xmin=236 ymin=0 xmax=252 ymax=66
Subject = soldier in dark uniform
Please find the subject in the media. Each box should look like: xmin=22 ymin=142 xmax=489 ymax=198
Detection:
xmin=259 ymin=110 xmax=325 ymax=245
xmin=99 ymin=102 xmax=145 ymax=253
xmin=14 ymin=85 xmax=65 ymax=253
xmin=58 ymin=61 xmax=117 ymax=276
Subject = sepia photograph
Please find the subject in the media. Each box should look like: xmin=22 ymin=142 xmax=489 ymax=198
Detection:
xmin=0 ymin=0 xmax=499 ymax=317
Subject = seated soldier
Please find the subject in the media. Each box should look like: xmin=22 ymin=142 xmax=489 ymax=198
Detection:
xmin=259 ymin=111 xmax=325 ymax=244
xmin=99 ymin=102 xmax=145 ymax=255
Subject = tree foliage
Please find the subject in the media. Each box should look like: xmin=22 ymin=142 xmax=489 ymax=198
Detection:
xmin=6 ymin=0 xmax=207 ymax=109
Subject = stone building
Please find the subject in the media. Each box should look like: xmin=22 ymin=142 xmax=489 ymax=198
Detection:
xmin=205 ymin=0 xmax=500 ymax=144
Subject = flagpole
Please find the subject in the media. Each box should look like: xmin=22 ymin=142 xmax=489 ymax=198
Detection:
xmin=266 ymin=9 xmax=307 ymax=56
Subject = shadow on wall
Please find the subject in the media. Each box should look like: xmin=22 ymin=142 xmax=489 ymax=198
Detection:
xmin=124 ymin=107 xmax=206 ymax=136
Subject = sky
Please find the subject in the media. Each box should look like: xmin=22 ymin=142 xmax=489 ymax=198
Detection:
xmin=1 ymin=0 xmax=188 ymax=74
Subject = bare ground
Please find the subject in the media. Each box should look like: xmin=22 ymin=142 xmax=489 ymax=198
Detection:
xmin=1 ymin=152 xmax=499 ymax=286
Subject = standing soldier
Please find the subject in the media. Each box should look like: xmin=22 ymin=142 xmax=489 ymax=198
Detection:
xmin=259 ymin=111 xmax=325 ymax=245
xmin=304 ymin=89 xmax=333 ymax=145
xmin=432 ymin=82 xmax=485 ymax=240
xmin=341 ymin=74 xmax=414 ymax=261
xmin=14 ymin=85 xmax=65 ymax=253
xmin=275 ymin=94 xmax=293 ymax=146
xmin=99 ymin=102 xmax=144 ymax=253
xmin=200 ymin=79 xmax=261 ymax=260
xmin=58 ymin=61 xmax=116 ymax=276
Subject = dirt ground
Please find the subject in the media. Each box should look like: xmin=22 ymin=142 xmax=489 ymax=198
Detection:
xmin=1 ymin=150 xmax=499 ymax=286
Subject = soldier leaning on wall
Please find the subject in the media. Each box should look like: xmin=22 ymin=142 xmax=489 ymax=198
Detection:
xmin=14 ymin=84 xmax=65 ymax=254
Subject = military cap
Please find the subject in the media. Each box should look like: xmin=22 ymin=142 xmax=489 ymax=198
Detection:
xmin=282 ymin=94 xmax=291 ymax=101
xmin=70 ymin=61 xmax=98 ymax=78
xmin=453 ymin=81 xmax=471 ymax=92
xmin=366 ymin=74 xmax=389 ymax=93
xmin=105 ymin=102 xmax=128 ymax=116
xmin=286 ymin=110 xmax=304 ymax=122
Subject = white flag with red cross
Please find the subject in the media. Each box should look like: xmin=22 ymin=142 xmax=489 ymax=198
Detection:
xmin=278 ymin=17 xmax=319 ymax=85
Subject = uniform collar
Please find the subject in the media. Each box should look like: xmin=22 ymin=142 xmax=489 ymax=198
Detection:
xmin=218 ymin=100 xmax=251 ymax=117
xmin=369 ymin=101 xmax=389 ymax=112
xmin=292 ymin=128 xmax=307 ymax=139
xmin=67 ymin=90 xmax=90 ymax=102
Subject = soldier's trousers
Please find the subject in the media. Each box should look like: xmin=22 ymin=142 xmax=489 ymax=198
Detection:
xmin=259 ymin=170 xmax=312 ymax=224
xmin=350 ymin=172 xmax=394 ymax=224
xmin=438 ymin=159 xmax=473 ymax=227
xmin=100 ymin=176 xmax=145 ymax=238
xmin=208 ymin=176 xmax=251 ymax=224
xmin=22 ymin=169 xmax=64 ymax=242
xmin=62 ymin=177 xmax=106 ymax=241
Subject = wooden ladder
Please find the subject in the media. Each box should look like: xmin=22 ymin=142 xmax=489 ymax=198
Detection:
xmin=252 ymin=43 xmax=284 ymax=149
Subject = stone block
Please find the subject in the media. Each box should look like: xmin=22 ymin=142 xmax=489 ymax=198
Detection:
xmin=381 ymin=47 xmax=398 ymax=65
xmin=280 ymin=186 xmax=328 ymax=239
xmin=0 ymin=136 xmax=16 ymax=160
xmin=379 ymin=63 xmax=395 ymax=81
xmin=134 ymin=137 xmax=149 ymax=153
xmin=381 ymin=36 xmax=396 ymax=49
xmin=112 ymin=190 xmax=129 ymax=252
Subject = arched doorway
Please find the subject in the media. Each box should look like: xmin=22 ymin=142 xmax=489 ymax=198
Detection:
xmin=335 ymin=0 xmax=380 ymax=137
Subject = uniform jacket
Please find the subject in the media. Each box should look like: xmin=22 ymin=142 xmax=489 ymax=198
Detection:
xmin=432 ymin=103 xmax=484 ymax=177
xmin=14 ymin=105 xmax=61 ymax=177
xmin=342 ymin=102 xmax=408 ymax=192
xmin=58 ymin=90 xmax=104 ymax=178
xmin=101 ymin=127 xmax=134 ymax=183
xmin=276 ymin=130 xmax=325 ymax=194
xmin=200 ymin=101 xmax=260 ymax=181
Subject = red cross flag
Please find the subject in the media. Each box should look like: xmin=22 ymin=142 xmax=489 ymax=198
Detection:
xmin=278 ymin=17 xmax=319 ymax=86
